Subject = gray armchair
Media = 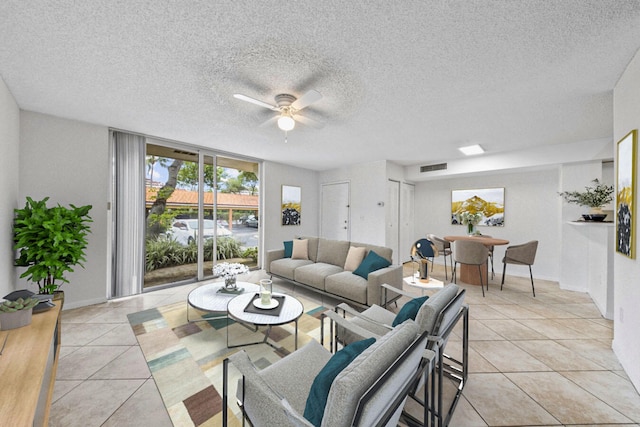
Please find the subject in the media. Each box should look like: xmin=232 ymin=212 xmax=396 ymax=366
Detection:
xmin=501 ymin=240 xmax=539 ymax=297
xmin=322 ymin=283 xmax=468 ymax=427
xmin=452 ymin=240 xmax=490 ymax=297
xmin=427 ymin=234 xmax=453 ymax=280
xmin=223 ymin=320 xmax=435 ymax=427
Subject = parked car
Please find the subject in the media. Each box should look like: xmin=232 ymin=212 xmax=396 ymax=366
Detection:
xmin=245 ymin=215 xmax=259 ymax=228
xmin=169 ymin=219 xmax=232 ymax=245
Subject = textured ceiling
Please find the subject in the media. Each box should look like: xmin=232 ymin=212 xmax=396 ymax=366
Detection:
xmin=2 ymin=1 xmax=640 ymax=172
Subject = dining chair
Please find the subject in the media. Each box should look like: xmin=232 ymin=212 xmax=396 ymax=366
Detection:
xmin=452 ymin=240 xmax=490 ymax=297
xmin=476 ymin=234 xmax=495 ymax=279
xmin=501 ymin=240 xmax=539 ymax=297
xmin=427 ymin=234 xmax=453 ymax=280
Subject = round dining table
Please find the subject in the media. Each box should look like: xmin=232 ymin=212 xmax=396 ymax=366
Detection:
xmin=444 ymin=235 xmax=509 ymax=286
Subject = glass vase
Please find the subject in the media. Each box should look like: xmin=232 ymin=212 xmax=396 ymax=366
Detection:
xmin=260 ymin=279 xmax=272 ymax=305
xmin=224 ymin=275 xmax=237 ymax=290
xmin=467 ymin=223 xmax=475 ymax=235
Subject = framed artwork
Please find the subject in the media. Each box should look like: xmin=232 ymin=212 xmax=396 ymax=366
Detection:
xmin=282 ymin=185 xmax=301 ymax=226
xmin=616 ymin=129 xmax=637 ymax=258
xmin=451 ymin=187 xmax=505 ymax=226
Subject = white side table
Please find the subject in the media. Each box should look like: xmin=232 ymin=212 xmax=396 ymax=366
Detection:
xmin=226 ymin=293 xmax=304 ymax=350
xmin=403 ymin=274 xmax=444 ymax=296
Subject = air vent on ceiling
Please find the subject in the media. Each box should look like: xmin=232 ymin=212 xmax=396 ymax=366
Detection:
xmin=420 ymin=163 xmax=447 ymax=173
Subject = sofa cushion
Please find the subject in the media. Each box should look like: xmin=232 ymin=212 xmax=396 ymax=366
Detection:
xmin=270 ymin=258 xmax=314 ymax=280
xmin=352 ymin=242 xmax=393 ymax=264
xmin=292 ymin=239 xmax=309 ymax=260
xmin=343 ymin=246 xmax=366 ymax=272
xmin=294 ymin=263 xmax=344 ymax=290
xmin=316 ymin=238 xmax=350 ymax=267
xmin=325 ymin=271 xmax=368 ymax=305
xmin=297 ymin=236 xmax=320 ymax=262
xmin=284 ymin=240 xmax=293 ymax=258
xmin=352 ymin=250 xmax=391 ymax=279
xmin=392 ymin=296 xmax=429 ymax=327
xmin=303 ymin=337 xmax=376 ymax=426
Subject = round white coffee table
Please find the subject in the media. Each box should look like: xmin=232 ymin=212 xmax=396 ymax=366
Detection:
xmin=187 ymin=281 xmax=260 ymax=322
xmin=226 ymin=293 xmax=304 ymax=350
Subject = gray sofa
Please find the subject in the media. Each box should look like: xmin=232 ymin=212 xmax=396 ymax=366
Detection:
xmin=266 ymin=236 xmax=403 ymax=307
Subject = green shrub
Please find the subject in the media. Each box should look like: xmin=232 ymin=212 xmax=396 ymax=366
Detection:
xmin=216 ymin=237 xmax=242 ymax=260
xmin=242 ymin=246 xmax=258 ymax=262
xmin=145 ymin=236 xmax=244 ymax=272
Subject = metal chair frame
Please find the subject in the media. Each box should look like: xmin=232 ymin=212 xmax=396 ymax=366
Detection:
xmin=223 ymin=329 xmax=436 ymax=427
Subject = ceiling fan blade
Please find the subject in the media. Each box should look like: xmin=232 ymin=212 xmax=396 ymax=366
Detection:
xmin=291 ymin=89 xmax=322 ymax=110
xmin=259 ymin=115 xmax=279 ymax=128
xmin=295 ymin=114 xmax=325 ymax=129
xmin=233 ymin=93 xmax=279 ymax=111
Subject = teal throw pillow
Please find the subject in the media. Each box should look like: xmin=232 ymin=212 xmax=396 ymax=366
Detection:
xmin=392 ymin=296 xmax=429 ymax=326
xmin=284 ymin=240 xmax=293 ymax=258
xmin=352 ymin=250 xmax=391 ymax=279
xmin=303 ymin=337 xmax=376 ymax=426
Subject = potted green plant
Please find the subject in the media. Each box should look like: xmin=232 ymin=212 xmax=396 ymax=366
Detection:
xmin=0 ymin=297 xmax=40 ymax=330
xmin=13 ymin=197 xmax=93 ymax=296
xmin=559 ymin=179 xmax=614 ymax=221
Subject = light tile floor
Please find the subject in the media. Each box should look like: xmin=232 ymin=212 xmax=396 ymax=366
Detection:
xmin=50 ymin=265 xmax=640 ymax=426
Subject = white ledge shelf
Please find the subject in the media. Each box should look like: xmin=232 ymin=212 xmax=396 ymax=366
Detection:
xmin=568 ymin=220 xmax=614 ymax=226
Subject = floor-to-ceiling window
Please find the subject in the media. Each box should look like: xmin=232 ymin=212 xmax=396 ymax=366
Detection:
xmin=142 ymin=143 xmax=259 ymax=289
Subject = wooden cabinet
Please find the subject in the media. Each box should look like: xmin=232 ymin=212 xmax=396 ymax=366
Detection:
xmin=0 ymin=303 xmax=61 ymax=427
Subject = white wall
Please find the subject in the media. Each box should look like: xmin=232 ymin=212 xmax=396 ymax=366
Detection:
xmin=559 ymin=161 xmax=607 ymax=292
xmin=0 ymin=76 xmax=20 ymax=299
xmin=262 ymin=161 xmax=319 ymax=258
xmin=414 ymin=167 xmax=561 ymax=281
xmin=613 ymin=47 xmax=640 ymax=391
xmin=19 ymin=112 xmax=109 ymax=309
xmin=319 ymin=160 xmax=388 ymax=246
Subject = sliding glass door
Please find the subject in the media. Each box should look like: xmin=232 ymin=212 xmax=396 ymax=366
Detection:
xmin=211 ymin=156 xmax=260 ymax=276
xmin=142 ymin=144 xmax=259 ymax=289
xmin=144 ymin=144 xmax=200 ymax=288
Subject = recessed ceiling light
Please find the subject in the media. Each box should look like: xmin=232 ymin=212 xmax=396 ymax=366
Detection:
xmin=458 ymin=144 xmax=484 ymax=156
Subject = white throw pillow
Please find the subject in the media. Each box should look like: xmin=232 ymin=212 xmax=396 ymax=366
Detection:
xmin=292 ymin=239 xmax=309 ymax=260
xmin=343 ymin=246 xmax=366 ymax=271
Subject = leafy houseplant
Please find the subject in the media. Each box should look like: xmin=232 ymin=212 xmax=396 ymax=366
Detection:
xmin=559 ymin=179 xmax=614 ymax=209
xmin=13 ymin=197 xmax=93 ymax=294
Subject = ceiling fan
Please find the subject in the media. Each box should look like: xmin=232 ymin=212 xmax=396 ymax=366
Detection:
xmin=233 ymin=90 xmax=324 ymax=132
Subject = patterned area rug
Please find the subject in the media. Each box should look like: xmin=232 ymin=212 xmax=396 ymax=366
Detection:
xmin=127 ymin=296 xmax=327 ymax=426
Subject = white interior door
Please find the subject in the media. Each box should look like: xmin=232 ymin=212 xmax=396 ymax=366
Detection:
xmin=386 ymin=180 xmax=400 ymax=264
xmin=400 ymin=182 xmax=415 ymax=264
xmin=321 ymin=182 xmax=350 ymax=240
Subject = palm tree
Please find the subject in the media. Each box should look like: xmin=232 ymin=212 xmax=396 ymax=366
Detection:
xmin=146 ymin=156 xmax=169 ymax=187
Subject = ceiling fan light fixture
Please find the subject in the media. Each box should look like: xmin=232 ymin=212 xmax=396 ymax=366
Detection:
xmin=277 ymin=114 xmax=295 ymax=131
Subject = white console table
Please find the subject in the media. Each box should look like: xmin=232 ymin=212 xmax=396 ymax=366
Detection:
xmin=561 ymin=221 xmax=614 ymax=319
